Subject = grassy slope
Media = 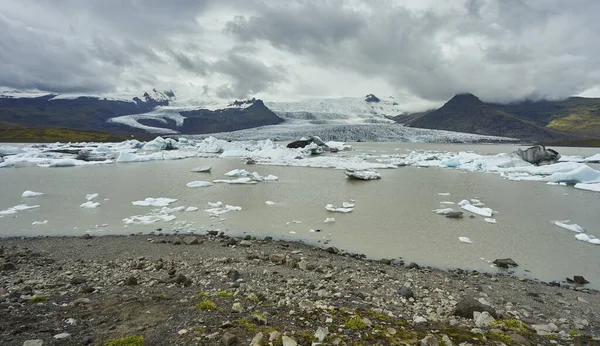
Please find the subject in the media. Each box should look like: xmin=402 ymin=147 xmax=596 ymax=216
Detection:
xmin=0 ymin=128 xmax=149 ymax=143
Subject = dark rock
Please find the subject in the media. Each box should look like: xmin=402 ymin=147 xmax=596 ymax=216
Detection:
xmin=79 ymin=285 xmax=95 ymax=294
xmin=183 ymin=236 xmax=200 ymax=245
xmin=80 ymin=234 xmax=91 ymax=239
xmin=172 ymin=238 xmax=182 ymax=245
xmin=226 ymin=238 xmax=237 ymax=247
xmin=509 ymin=333 xmax=531 ymax=346
xmin=82 ymin=335 xmax=94 ymax=345
xmin=221 ymin=331 xmax=239 ymax=346
xmin=365 ymin=94 xmax=380 ymax=103
xmin=70 ymin=276 xmax=87 ymax=285
xmin=227 ymin=270 xmax=241 ymax=281
xmin=270 ymin=254 xmax=285 ymax=264
xmin=1 ymin=262 xmax=16 ymax=271
xmin=573 ymin=276 xmax=590 ymax=285
xmin=124 ymin=276 xmax=138 ymax=286
xmin=397 ymin=287 xmax=415 ymax=299
xmin=548 ymin=281 xmax=560 ymax=287
xmin=515 ymin=145 xmax=560 ymax=166
xmin=325 ymin=246 xmax=340 ymax=254
xmin=451 ymin=297 xmax=497 ymax=319
xmin=445 ymin=211 xmax=464 ymax=219
xmin=287 ymin=140 xmax=312 ymax=149
xmin=243 ymin=235 xmax=252 ymax=240
xmin=208 ymin=231 xmax=219 ymax=236
xmin=405 ymin=262 xmax=420 ymax=269
xmin=168 ymin=268 xmax=176 ymax=276
xmin=493 ymin=258 xmax=519 ymax=268
xmin=379 ymin=259 xmax=392 ymax=265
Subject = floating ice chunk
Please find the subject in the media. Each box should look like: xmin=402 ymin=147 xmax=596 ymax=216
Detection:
xmin=32 ymin=220 xmax=48 ymax=225
xmin=22 ymin=190 xmax=44 ymax=198
xmin=205 ymin=204 xmax=242 ymax=215
xmin=326 ymin=204 xmax=353 ymax=213
xmin=575 ymin=233 xmax=600 ymax=245
xmin=85 ymin=193 xmax=99 ymax=201
xmin=48 ymin=159 xmax=76 ymax=167
xmin=0 ymin=204 xmax=40 ymax=215
xmin=208 ymin=201 xmax=223 ymax=208
xmin=325 ymin=141 xmax=352 ymax=151
xmin=345 ymin=169 xmax=381 ymax=180
xmin=484 ymin=218 xmax=497 ymax=224
xmin=186 ymin=207 xmax=199 ymax=212
xmin=441 ymin=157 xmax=461 ymax=168
xmin=324 ymin=218 xmax=335 ymax=223
xmin=141 ymin=136 xmax=178 ymax=151
xmin=123 ymin=214 xmax=176 ymax=225
xmin=546 ymin=165 xmax=600 ymax=184
xmin=459 ymin=200 xmax=493 ymax=217
xmin=265 ymin=201 xmax=275 ymax=205
xmin=186 ymin=181 xmax=213 ymax=188
xmin=289 ymin=231 xmax=297 ymax=234
xmin=213 ymin=177 xmax=257 ymax=184
xmin=574 ymin=183 xmax=600 ymax=192
xmin=584 ymin=153 xmax=600 ymax=163
xmin=191 ymin=165 xmax=211 ymax=173
xmin=342 ymin=202 xmax=355 ymax=208
xmin=132 ymin=197 xmax=178 ymax=207
xmin=225 ymin=169 xmax=250 ymax=177
xmin=159 ymin=206 xmax=185 ymax=213
xmin=440 ymin=201 xmax=455 ymax=205
xmin=433 ymin=208 xmax=455 ymax=215
xmin=459 ymin=237 xmax=472 ymax=243
xmin=457 ymin=200 xmax=470 ymax=206
xmin=286 ymin=220 xmax=302 ymax=225
xmin=251 ymin=172 xmax=279 ymax=181
xmin=552 ymin=220 xmax=585 ymax=233
xmin=80 ymin=201 xmax=100 ymax=208
xmin=438 ymin=192 xmax=451 ymax=196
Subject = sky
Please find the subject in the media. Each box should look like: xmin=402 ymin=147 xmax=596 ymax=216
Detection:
xmin=1 ymin=0 xmax=600 ymax=110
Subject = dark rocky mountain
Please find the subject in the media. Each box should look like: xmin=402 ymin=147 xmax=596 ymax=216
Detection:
xmin=365 ymin=94 xmax=381 ymax=103
xmin=404 ymin=94 xmax=578 ymax=141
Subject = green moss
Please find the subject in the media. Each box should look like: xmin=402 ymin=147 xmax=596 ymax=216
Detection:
xmin=345 ymin=316 xmax=368 ymax=331
xmin=569 ymin=330 xmax=581 ymax=337
xmin=215 ymin=290 xmax=234 ymax=298
xmin=28 ymin=296 xmax=47 ymax=303
xmin=486 ymin=331 xmax=513 ymax=345
xmin=196 ymin=300 xmax=216 ymax=311
xmin=490 ymin=319 xmax=530 ymax=335
xmin=238 ymin=318 xmax=257 ymax=330
xmin=246 ymin=294 xmax=260 ymax=302
xmin=197 ymin=292 xmax=208 ymax=300
xmin=103 ymin=335 xmax=144 ymax=346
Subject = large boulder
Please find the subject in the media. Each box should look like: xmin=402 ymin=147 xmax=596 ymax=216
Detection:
xmin=515 ymin=145 xmax=560 ymax=166
xmin=451 ymin=297 xmax=497 ymax=319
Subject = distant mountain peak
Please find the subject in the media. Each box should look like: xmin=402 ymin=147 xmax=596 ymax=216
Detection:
xmin=365 ymin=94 xmax=380 ymax=103
xmin=228 ymin=98 xmax=258 ymax=108
xmin=446 ymin=93 xmax=482 ymax=105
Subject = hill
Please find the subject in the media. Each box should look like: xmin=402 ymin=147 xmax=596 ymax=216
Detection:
xmin=406 ymin=94 xmax=572 ymax=141
xmin=0 ymin=128 xmax=148 ymax=143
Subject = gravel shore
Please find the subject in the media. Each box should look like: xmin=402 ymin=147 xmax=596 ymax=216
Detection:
xmin=1 ymin=233 xmax=599 ymax=346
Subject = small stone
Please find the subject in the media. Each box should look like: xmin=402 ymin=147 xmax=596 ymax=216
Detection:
xmin=387 ymin=327 xmax=397 ymax=335
xmin=445 ymin=211 xmax=464 ymax=219
xmin=168 ymin=268 xmax=176 ymax=276
xmin=232 ymin=302 xmax=243 ymax=313
xmin=251 ymin=332 xmax=263 ymax=345
xmin=451 ymin=297 xmax=497 ymax=319
xmin=73 ymin=297 xmax=91 ymax=306
xmin=252 ymin=313 xmax=267 ymax=325
xmin=493 ymin=258 xmax=519 ymax=268
xmin=23 ymin=340 xmax=43 ymax=346
xmin=227 ymin=270 xmax=241 ymax=281
xmin=172 ymin=238 xmax=182 ymax=245
xmin=79 ymin=285 xmax=95 ymax=294
xmin=183 ymin=236 xmax=200 ymax=245
xmin=221 ymin=331 xmax=239 ymax=346
xmin=82 ymin=336 xmax=93 ymax=345
xmin=269 ymin=331 xmax=282 ymax=342
xmin=509 ymin=333 xmax=531 ymax=345
xmin=298 ymin=260 xmax=308 ymax=270
xmin=53 ymin=333 xmax=71 ymax=339
xmin=441 ymin=335 xmax=454 ymax=346
xmin=208 ymin=230 xmax=219 ymax=236
xmin=398 ymin=286 xmax=414 ymax=299
xmin=239 ymin=240 xmax=252 ymax=247
xmin=573 ymin=276 xmax=590 ymax=285
xmin=1 ymin=262 xmax=16 ymax=271
xmin=270 ymin=253 xmax=286 ymax=263
xmin=420 ymin=335 xmax=439 ymax=346
xmin=125 ymin=276 xmax=138 ymax=286
xmin=325 ymin=246 xmax=339 ymax=254
xmin=474 ymin=311 xmax=496 ymax=327
xmin=282 ymin=336 xmax=298 ymax=346
xmin=178 ymin=329 xmax=188 ymax=335
xmin=413 ymin=315 xmax=427 ymax=323
xmin=69 ymin=276 xmax=87 ymax=285
xmin=315 ymin=327 xmax=328 ymax=342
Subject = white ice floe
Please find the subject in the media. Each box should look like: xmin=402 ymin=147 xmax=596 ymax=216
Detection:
xmin=186 ymin=181 xmax=213 ymax=188
xmin=265 ymin=201 xmax=275 ymax=205
xmin=286 ymin=220 xmax=302 ymax=225
xmin=191 ymin=165 xmax=211 ymax=172
xmin=208 ymin=201 xmax=224 ymax=208
xmin=326 ymin=203 xmax=354 ymax=213
xmin=433 ymin=208 xmax=455 ymax=215
xmin=85 ymin=193 xmax=99 ymax=201
xmin=459 ymin=237 xmax=472 ymax=243
xmin=574 ymin=183 xmax=600 ymax=192
xmin=552 ymin=220 xmax=585 ymax=233
xmin=250 ymin=172 xmax=279 ymax=181
xmin=22 ymin=190 xmax=44 ymax=198
xmin=342 ymin=202 xmax=355 ymax=208
xmin=484 ymin=218 xmax=497 ymax=224
xmin=546 ymin=165 xmax=600 ymax=184
xmin=123 ymin=214 xmax=176 ymax=225
xmin=205 ymin=205 xmax=242 ymax=215
xmin=213 ymin=177 xmax=258 ymax=184
xmin=132 ymin=197 xmax=178 ymax=207
xmin=345 ymin=169 xmax=381 ymax=180
xmin=546 ymin=182 xmax=567 ymax=186
xmin=575 ymin=233 xmax=600 ymax=245
xmin=438 ymin=192 xmax=451 ymax=196
xmin=80 ymin=201 xmax=100 ymax=208
xmin=186 ymin=207 xmax=199 ymax=212
xmin=440 ymin=201 xmax=455 ymax=205
xmin=0 ymin=204 xmax=40 ymax=215
xmin=141 ymin=137 xmax=179 ymax=151
xmin=324 ymin=218 xmax=335 ymax=223
xmin=32 ymin=220 xmax=48 ymax=225
xmin=584 ymin=153 xmax=600 ymax=163
xmin=325 ymin=141 xmax=352 ymax=151
xmin=225 ymin=169 xmax=250 ymax=177
xmin=458 ymin=200 xmax=493 ymax=217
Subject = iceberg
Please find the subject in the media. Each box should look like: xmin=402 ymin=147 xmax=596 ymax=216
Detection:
xmin=575 ymin=233 xmax=600 ymax=245
xmin=32 ymin=220 xmax=48 ymax=225
xmin=574 ymin=183 xmax=600 ymax=192
xmin=552 ymin=220 xmax=585 ymax=233
xmin=324 ymin=218 xmax=335 ymax=223
xmin=22 ymin=190 xmax=44 ymax=198
xmin=141 ymin=136 xmax=178 ymax=151
xmin=225 ymin=169 xmax=250 ymax=177
xmin=208 ymin=201 xmax=223 ymax=208
xmin=191 ymin=165 xmax=211 ymax=173
xmin=48 ymin=159 xmax=76 ymax=167
xmin=484 ymin=218 xmax=497 ymax=224
xmin=459 ymin=237 xmax=472 ymax=243
xmin=80 ymin=201 xmax=100 ymax=208
xmin=433 ymin=208 xmax=455 ymax=215
xmin=213 ymin=177 xmax=257 ymax=184
xmin=458 ymin=200 xmax=493 ymax=217
xmin=0 ymin=204 xmax=40 ymax=215
xmin=205 ymin=204 xmax=242 ymax=215
xmin=584 ymin=153 xmax=600 ymax=163
xmin=186 ymin=181 xmax=213 ymax=188
xmin=250 ymin=172 xmax=279 ymax=181
xmin=345 ymin=169 xmax=381 ymax=180
xmin=132 ymin=197 xmax=178 ymax=207
xmin=86 ymin=193 xmax=99 ymax=201
xmin=186 ymin=207 xmax=199 ymax=212
xmin=546 ymin=165 xmax=600 ymax=184
xmin=123 ymin=214 xmax=176 ymax=225
xmin=325 ymin=203 xmax=353 ymax=213
xmin=265 ymin=201 xmax=276 ymax=205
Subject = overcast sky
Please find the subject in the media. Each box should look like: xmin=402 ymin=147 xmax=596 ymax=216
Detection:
xmin=1 ymin=0 xmax=599 ymax=109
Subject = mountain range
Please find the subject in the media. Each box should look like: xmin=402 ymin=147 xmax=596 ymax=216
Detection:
xmin=1 ymin=89 xmax=600 ymax=144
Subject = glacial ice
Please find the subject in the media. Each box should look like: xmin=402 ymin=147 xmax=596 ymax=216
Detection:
xmin=80 ymin=201 xmax=100 ymax=208
xmin=22 ymin=190 xmax=43 ymax=198
xmin=86 ymin=193 xmax=99 ymax=201
xmin=484 ymin=218 xmax=497 ymax=224
xmin=552 ymin=220 xmax=585 ymax=233
xmin=575 ymin=233 xmax=600 ymax=245
xmin=191 ymin=165 xmax=211 ymax=172
xmin=265 ymin=201 xmax=276 ymax=205
xmin=32 ymin=220 xmax=48 ymax=225
xmin=186 ymin=181 xmax=213 ymax=188
xmin=250 ymin=172 xmax=279 ymax=181
xmin=213 ymin=177 xmax=258 ymax=184
xmin=326 ymin=203 xmax=354 ymax=213
xmin=48 ymin=159 xmax=76 ymax=167
xmin=0 ymin=204 xmax=40 ymax=215
xmin=433 ymin=208 xmax=455 ymax=215
xmin=141 ymin=136 xmax=178 ymax=151
xmin=132 ymin=197 xmax=178 ymax=207
xmin=205 ymin=204 xmax=242 ymax=215
xmin=459 ymin=200 xmax=493 ymax=217
xmin=324 ymin=218 xmax=336 ymax=223
xmin=185 ymin=207 xmax=199 ymax=212
xmin=123 ymin=214 xmax=176 ymax=225
xmin=574 ymin=183 xmax=600 ymax=192
xmin=225 ymin=169 xmax=250 ymax=177
xmin=208 ymin=201 xmax=224 ymax=208
xmin=459 ymin=237 xmax=472 ymax=243
xmin=345 ymin=169 xmax=381 ymax=180
xmin=546 ymin=165 xmax=600 ymax=184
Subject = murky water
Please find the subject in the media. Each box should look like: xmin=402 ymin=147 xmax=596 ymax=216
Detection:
xmin=1 ymin=143 xmax=599 ymax=288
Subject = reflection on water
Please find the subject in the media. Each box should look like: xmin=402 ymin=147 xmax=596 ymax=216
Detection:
xmin=1 ymin=142 xmax=599 ymax=288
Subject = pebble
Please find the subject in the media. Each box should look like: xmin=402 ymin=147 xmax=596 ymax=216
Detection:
xmin=53 ymin=333 xmax=71 ymax=339
xmin=22 ymin=341 xmax=43 ymax=346
xmin=282 ymin=336 xmax=298 ymax=346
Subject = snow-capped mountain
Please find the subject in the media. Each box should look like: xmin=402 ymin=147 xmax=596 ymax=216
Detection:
xmin=265 ymin=94 xmax=405 ymax=124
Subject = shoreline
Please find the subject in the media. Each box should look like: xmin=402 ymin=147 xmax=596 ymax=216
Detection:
xmin=1 ymin=233 xmax=599 ymax=345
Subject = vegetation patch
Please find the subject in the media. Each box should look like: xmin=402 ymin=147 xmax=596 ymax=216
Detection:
xmin=215 ymin=290 xmax=234 ymax=298
xmin=103 ymin=335 xmax=144 ymax=346
xmin=28 ymin=296 xmax=47 ymax=303
xmin=196 ymin=300 xmax=216 ymax=311
xmin=345 ymin=316 xmax=368 ymax=330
